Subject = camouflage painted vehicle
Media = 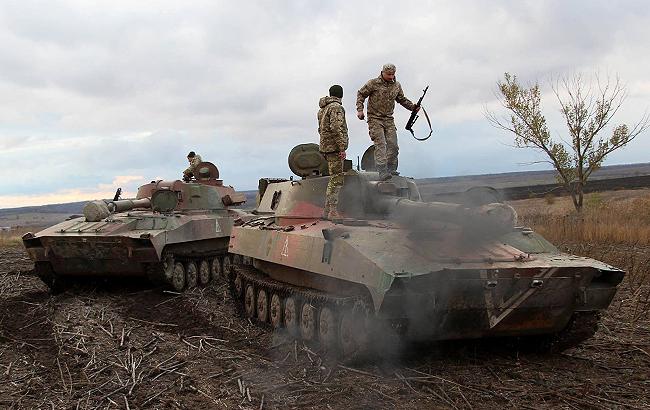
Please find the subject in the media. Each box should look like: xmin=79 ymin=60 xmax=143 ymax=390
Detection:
xmin=23 ymin=162 xmax=249 ymax=292
xmin=227 ymin=144 xmax=624 ymax=359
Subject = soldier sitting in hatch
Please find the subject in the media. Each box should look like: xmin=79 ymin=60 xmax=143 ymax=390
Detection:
xmin=318 ymin=84 xmax=349 ymax=220
xmin=182 ymin=151 xmax=203 ymax=182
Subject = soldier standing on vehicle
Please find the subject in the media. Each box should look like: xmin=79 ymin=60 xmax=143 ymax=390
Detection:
xmin=318 ymin=84 xmax=349 ymax=220
xmin=357 ymin=63 xmax=419 ymax=180
xmin=183 ymin=151 xmax=203 ymax=181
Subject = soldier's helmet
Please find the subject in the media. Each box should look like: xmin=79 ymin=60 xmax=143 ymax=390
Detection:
xmin=382 ymin=63 xmax=396 ymax=73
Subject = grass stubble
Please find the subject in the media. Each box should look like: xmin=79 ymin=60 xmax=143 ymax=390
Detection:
xmin=0 ymin=190 xmax=648 ymax=408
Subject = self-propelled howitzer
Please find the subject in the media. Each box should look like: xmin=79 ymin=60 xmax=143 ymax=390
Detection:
xmin=227 ymin=144 xmax=624 ymax=359
xmin=23 ymin=162 xmax=250 ymax=292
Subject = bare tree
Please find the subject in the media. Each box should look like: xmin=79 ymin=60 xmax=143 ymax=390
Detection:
xmin=487 ymin=72 xmax=650 ymax=212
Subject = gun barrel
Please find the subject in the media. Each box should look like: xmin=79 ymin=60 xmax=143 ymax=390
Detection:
xmin=109 ymin=198 xmax=151 ymax=213
xmin=83 ymin=198 xmax=152 ymax=222
xmin=376 ymin=197 xmax=517 ymax=232
xmin=417 ymin=86 xmax=429 ymax=105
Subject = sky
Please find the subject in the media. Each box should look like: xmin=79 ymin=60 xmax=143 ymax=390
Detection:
xmin=1 ymin=0 xmax=649 ymax=208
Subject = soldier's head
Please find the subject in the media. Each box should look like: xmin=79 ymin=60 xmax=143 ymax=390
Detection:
xmin=381 ymin=63 xmax=396 ymax=82
xmin=329 ymin=84 xmax=343 ymax=99
xmin=187 ymin=151 xmax=196 ymax=162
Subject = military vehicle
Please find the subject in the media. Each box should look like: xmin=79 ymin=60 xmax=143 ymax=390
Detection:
xmin=226 ymin=143 xmax=624 ymax=359
xmin=22 ymin=162 xmax=249 ymax=292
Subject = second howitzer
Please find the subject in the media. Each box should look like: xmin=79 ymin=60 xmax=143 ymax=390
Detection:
xmin=22 ymin=162 xmax=250 ymax=292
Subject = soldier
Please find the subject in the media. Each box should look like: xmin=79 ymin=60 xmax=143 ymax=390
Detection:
xmin=356 ymin=63 xmax=419 ymax=180
xmin=318 ymin=84 xmax=349 ymax=220
xmin=182 ymin=151 xmax=203 ymax=181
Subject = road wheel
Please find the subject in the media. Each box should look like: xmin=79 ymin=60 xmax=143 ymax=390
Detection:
xmin=300 ymin=303 xmax=317 ymax=341
xmin=244 ymin=284 xmax=256 ymax=318
xmin=185 ymin=261 xmax=198 ymax=290
xmin=233 ymin=273 xmax=244 ymax=299
xmin=198 ymin=260 xmax=210 ymax=286
xmin=232 ymin=254 xmax=243 ymax=266
xmin=270 ymin=293 xmax=283 ymax=328
xmin=162 ymin=254 xmax=174 ymax=282
xmin=222 ymin=255 xmax=233 ymax=278
xmin=284 ymin=297 xmax=299 ymax=337
xmin=319 ymin=306 xmax=338 ymax=351
xmin=171 ymin=262 xmax=186 ymax=292
xmin=257 ymin=289 xmax=269 ymax=323
xmin=339 ymin=307 xmax=368 ymax=360
xmin=211 ymin=257 xmax=223 ymax=280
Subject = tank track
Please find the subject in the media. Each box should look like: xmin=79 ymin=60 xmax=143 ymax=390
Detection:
xmin=229 ymin=261 xmax=373 ymax=361
xmin=148 ymin=249 xmax=231 ymax=292
xmin=545 ymin=311 xmax=600 ymax=352
xmin=33 ymin=262 xmax=68 ymax=294
xmin=518 ymin=311 xmax=601 ymax=353
xmin=32 ymin=249 xmax=231 ymax=293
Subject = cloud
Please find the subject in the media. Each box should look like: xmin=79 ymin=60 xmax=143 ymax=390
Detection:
xmin=0 ymin=175 xmax=146 ymax=208
xmin=0 ymin=0 xmax=649 ymax=207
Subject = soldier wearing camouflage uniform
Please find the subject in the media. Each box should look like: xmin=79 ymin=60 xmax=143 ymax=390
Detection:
xmin=318 ymin=85 xmax=349 ymax=220
xmin=183 ymin=151 xmax=203 ymax=181
xmin=356 ymin=63 xmax=418 ymax=180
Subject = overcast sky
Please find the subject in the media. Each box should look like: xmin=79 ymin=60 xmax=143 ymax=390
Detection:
xmin=1 ymin=0 xmax=649 ymax=208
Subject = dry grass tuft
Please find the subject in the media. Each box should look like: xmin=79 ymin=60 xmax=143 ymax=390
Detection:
xmin=0 ymin=227 xmax=47 ymax=248
xmin=514 ymin=189 xmax=650 ymax=245
xmin=0 ymin=229 xmax=32 ymax=247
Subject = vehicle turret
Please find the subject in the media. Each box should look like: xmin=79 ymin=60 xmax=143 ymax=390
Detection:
xmin=260 ymin=143 xmax=516 ymax=233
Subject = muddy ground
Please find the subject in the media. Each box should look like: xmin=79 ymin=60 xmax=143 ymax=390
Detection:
xmin=1 ymin=245 xmax=648 ymax=409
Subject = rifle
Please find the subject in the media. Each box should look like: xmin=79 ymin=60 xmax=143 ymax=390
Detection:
xmin=405 ymin=86 xmax=433 ymax=141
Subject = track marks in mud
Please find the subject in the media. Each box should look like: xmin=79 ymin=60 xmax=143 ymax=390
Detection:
xmin=0 ymin=290 xmax=53 ymax=348
xmin=2 ymin=246 xmax=649 ymax=409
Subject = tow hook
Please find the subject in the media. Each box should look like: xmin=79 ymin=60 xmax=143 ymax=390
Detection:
xmin=531 ymin=279 xmax=544 ymax=288
xmin=485 ymin=280 xmax=498 ymax=289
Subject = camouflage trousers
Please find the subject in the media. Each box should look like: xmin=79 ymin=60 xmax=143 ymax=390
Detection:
xmin=368 ymin=118 xmax=398 ymax=172
xmin=323 ymin=153 xmax=344 ymax=216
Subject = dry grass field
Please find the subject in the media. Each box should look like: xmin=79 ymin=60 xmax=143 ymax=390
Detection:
xmin=0 ymin=191 xmax=648 ymax=408
xmin=515 ymin=188 xmax=650 ymax=246
xmin=0 ymin=227 xmax=40 ymax=248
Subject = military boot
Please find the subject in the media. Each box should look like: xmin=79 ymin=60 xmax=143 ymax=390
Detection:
xmin=327 ymin=209 xmax=343 ymax=220
xmin=378 ymin=166 xmax=391 ymax=181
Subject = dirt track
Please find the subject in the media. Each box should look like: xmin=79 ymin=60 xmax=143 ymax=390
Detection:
xmin=1 ymin=245 xmax=649 ymax=409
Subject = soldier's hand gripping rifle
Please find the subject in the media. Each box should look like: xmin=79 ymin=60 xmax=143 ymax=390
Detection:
xmin=405 ymin=86 xmax=433 ymax=141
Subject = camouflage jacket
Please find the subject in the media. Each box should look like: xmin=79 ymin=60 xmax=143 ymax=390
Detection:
xmin=183 ymin=154 xmax=203 ymax=175
xmin=356 ymin=76 xmax=416 ymax=120
xmin=318 ymin=96 xmax=349 ymax=153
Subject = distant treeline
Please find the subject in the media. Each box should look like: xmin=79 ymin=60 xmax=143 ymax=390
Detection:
xmin=419 ymin=175 xmax=650 ymax=202
xmin=4 ymin=162 xmax=650 ymax=215
xmin=498 ymin=175 xmax=650 ymax=201
xmin=0 ymin=201 xmax=87 ymax=217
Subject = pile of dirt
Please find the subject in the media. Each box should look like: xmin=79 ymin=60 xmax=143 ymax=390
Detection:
xmin=1 ymin=246 xmax=648 ymax=409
